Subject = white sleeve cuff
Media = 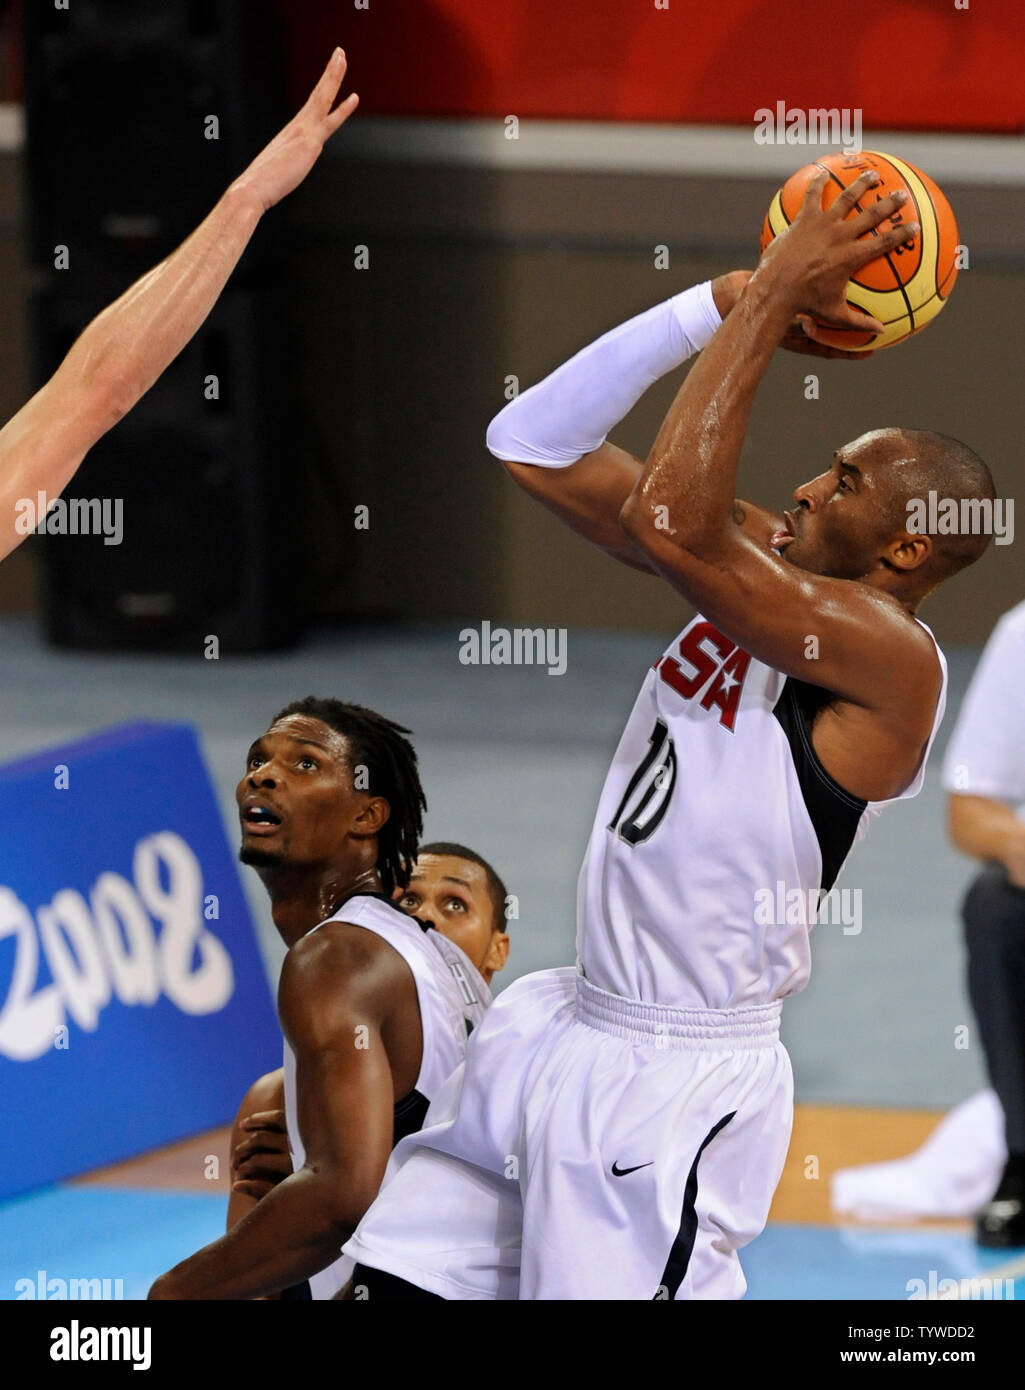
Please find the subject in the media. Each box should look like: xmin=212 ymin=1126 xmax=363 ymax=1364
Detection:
xmin=486 ymin=280 xmax=722 ymax=469
xmin=670 ymin=279 xmax=723 ymax=357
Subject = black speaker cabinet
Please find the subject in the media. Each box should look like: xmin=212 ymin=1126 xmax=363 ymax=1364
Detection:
xmin=21 ymin=0 xmax=307 ymax=651
xmin=31 ymin=285 xmax=304 ymax=653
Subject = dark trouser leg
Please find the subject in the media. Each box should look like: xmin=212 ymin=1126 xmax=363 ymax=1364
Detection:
xmin=963 ymin=863 xmax=1025 ymax=1244
xmin=963 ymin=863 xmax=1025 ymax=1154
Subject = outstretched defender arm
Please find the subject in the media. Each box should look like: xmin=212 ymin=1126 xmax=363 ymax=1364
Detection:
xmin=949 ymin=794 xmax=1025 ymax=888
xmin=0 ymin=48 xmax=358 ymax=564
xmin=619 ymin=171 xmax=938 ymax=718
xmin=149 ymin=925 xmax=411 ymax=1300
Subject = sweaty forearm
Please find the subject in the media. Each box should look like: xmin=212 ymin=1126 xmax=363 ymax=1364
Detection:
xmin=68 ymin=182 xmax=263 ymax=417
xmin=624 ymin=272 xmax=792 ymax=553
xmin=151 ymin=1166 xmax=350 ymax=1301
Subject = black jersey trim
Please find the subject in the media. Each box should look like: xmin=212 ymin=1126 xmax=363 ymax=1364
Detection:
xmin=279 ymin=1279 xmax=313 ymax=1301
xmin=772 ymin=678 xmax=867 ymax=893
xmin=351 ymin=1263 xmax=444 ymax=1301
xmin=391 ymin=1088 xmax=430 ymax=1146
xmin=655 ymin=1111 xmax=736 ymax=1300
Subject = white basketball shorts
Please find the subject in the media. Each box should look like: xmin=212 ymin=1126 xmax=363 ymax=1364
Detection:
xmin=343 ymin=966 xmax=793 ymax=1300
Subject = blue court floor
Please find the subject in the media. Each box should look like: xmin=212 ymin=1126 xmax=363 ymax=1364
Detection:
xmin=0 ymin=1185 xmax=224 ymax=1302
xmin=2 ymin=1181 xmax=1022 ymax=1301
xmin=743 ymin=1223 xmax=1023 ymax=1301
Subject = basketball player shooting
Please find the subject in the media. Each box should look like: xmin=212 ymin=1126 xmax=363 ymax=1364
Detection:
xmin=341 ymin=170 xmax=999 ymax=1300
xmin=0 ymin=49 xmax=356 ymax=563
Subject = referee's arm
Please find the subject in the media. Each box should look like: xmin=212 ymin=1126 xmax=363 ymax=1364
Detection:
xmin=0 ymin=47 xmax=357 ymax=565
xmin=949 ymin=796 xmax=1025 ymax=887
xmin=944 ymin=606 xmax=1025 ymax=886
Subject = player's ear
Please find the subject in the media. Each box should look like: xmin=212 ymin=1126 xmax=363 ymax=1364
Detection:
xmin=888 ymin=531 xmax=931 ymax=572
xmin=484 ymin=932 xmax=510 ymax=974
xmin=351 ymin=795 xmax=390 ymax=838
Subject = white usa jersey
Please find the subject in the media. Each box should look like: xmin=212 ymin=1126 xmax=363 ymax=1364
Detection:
xmin=282 ymin=893 xmax=491 ymax=1299
xmin=577 ymin=614 xmax=947 ymax=1011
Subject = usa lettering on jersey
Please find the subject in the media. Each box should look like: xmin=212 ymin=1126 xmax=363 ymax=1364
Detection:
xmin=654 ymin=621 xmax=751 ymax=732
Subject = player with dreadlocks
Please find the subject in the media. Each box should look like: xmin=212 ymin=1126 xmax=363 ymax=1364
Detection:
xmin=149 ymin=698 xmax=494 ymax=1300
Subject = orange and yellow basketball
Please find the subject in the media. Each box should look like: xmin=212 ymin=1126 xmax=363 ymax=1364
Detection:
xmin=760 ymin=149 xmax=960 ymax=351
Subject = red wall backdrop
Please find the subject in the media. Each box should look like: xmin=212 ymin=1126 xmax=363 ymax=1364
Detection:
xmin=280 ymin=0 xmax=1025 ymax=134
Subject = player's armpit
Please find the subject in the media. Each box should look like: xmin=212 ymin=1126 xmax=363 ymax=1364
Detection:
xmin=622 ymin=522 xmax=940 ymax=722
xmin=503 ymin=442 xmax=658 ymax=573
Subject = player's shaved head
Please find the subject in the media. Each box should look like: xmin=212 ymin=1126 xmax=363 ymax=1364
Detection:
xmin=786 ymin=427 xmax=997 ymax=598
xmin=867 ymin=427 xmax=996 ymax=578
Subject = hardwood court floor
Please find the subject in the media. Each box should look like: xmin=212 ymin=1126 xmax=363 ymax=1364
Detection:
xmin=71 ymin=1101 xmax=964 ymax=1228
xmin=769 ymin=1103 xmax=965 ymax=1228
xmin=72 ymin=1126 xmax=235 ymax=1196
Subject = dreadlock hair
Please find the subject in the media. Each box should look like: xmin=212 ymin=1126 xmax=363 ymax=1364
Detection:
xmin=418 ymin=841 xmax=510 ymax=933
xmin=272 ymin=696 xmax=426 ymax=896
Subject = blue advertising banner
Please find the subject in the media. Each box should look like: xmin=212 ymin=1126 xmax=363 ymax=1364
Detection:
xmin=0 ymin=722 xmax=280 ymax=1200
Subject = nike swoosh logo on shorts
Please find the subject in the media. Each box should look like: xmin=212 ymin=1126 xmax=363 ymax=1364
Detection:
xmin=611 ymin=1161 xmax=653 ymax=1177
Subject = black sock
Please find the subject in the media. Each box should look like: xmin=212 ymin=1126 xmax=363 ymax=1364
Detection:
xmin=995 ymin=1152 xmax=1025 ymax=1196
